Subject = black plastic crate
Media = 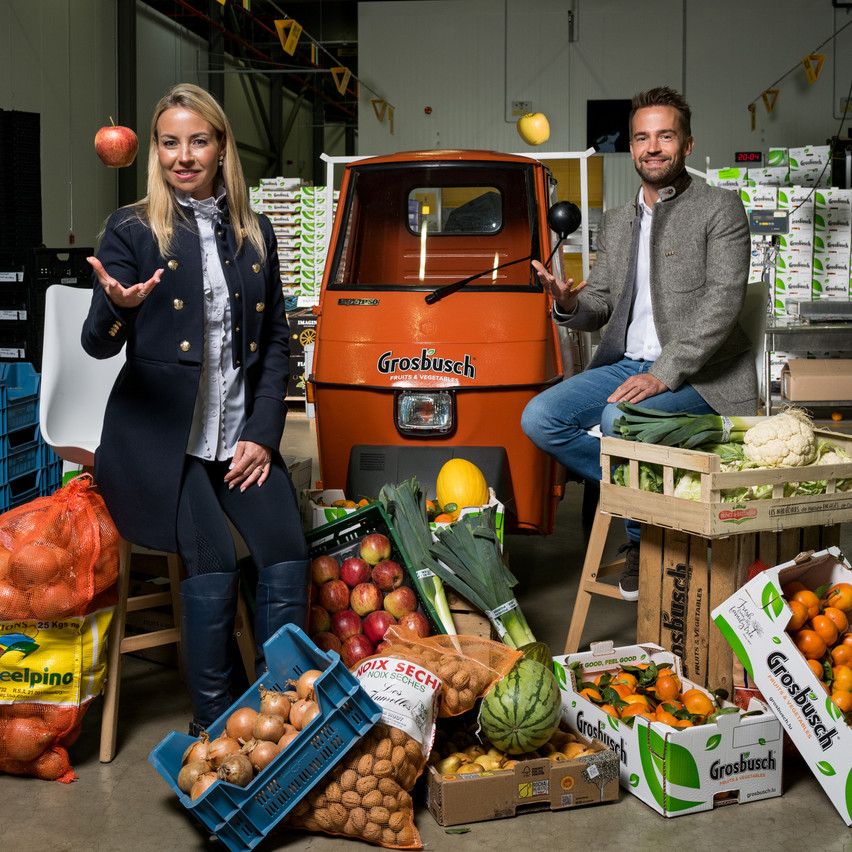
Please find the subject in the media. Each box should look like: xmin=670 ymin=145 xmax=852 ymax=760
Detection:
xmin=29 ymin=247 xmax=93 ymax=285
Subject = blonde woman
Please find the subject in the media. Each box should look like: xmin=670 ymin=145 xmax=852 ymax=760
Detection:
xmin=83 ymin=83 xmax=308 ymax=734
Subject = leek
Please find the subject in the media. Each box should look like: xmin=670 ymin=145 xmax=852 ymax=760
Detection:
xmin=378 ymin=478 xmax=457 ymax=636
xmin=612 ymin=402 xmax=765 ymax=449
xmin=428 ymin=506 xmax=536 ymax=649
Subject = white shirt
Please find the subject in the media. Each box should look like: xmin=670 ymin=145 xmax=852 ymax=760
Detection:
xmin=624 ymin=189 xmax=662 ymax=361
xmin=179 ymin=190 xmax=247 ymax=461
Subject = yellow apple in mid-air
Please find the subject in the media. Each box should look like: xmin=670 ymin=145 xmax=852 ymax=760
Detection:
xmin=517 ymin=112 xmax=550 ymax=146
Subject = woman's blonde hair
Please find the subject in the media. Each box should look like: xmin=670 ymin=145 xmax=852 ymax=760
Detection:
xmin=130 ymin=83 xmax=264 ymax=260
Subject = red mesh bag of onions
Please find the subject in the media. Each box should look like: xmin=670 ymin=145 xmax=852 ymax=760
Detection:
xmin=0 ymin=475 xmax=120 ymax=781
xmin=283 ymin=627 xmax=521 ymax=848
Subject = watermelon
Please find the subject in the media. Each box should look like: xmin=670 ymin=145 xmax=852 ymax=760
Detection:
xmin=478 ymin=658 xmax=561 ymax=754
xmin=519 ymin=641 xmax=552 ymax=667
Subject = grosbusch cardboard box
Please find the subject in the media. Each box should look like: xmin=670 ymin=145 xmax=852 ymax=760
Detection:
xmin=552 ymin=642 xmax=783 ymax=818
xmin=712 ymin=547 xmax=852 ymax=825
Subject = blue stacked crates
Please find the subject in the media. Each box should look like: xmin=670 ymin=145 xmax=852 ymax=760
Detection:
xmin=0 ymin=362 xmax=62 ymax=512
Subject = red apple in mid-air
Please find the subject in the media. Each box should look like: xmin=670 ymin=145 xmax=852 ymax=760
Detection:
xmin=331 ymin=608 xmax=363 ymax=643
xmin=371 ymin=559 xmax=404 ymax=592
xmin=383 ymin=585 xmax=418 ymax=619
xmin=364 ymin=610 xmax=396 ymax=645
xmin=350 ymin=582 xmax=384 ymax=616
xmin=359 ymin=533 xmax=392 ymax=565
xmin=341 ymin=634 xmax=375 ymax=669
xmin=318 ymin=578 xmax=350 ymax=613
xmin=94 ymin=119 xmax=139 ymax=167
xmin=311 ymin=555 xmax=340 ymax=585
xmin=308 ymin=604 xmax=331 ymax=636
xmin=340 ymin=557 xmax=372 ymax=588
xmin=313 ymin=631 xmax=342 ymax=655
xmin=397 ymin=610 xmax=431 ymax=638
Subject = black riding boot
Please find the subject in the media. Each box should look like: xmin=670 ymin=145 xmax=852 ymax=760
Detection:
xmin=180 ymin=572 xmax=239 ymax=734
xmin=254 ymin=559 xmax=311 ymax=677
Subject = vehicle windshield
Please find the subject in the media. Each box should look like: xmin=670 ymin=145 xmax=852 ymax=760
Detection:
xmin=327 ymin=161 xmax=541 ymax=291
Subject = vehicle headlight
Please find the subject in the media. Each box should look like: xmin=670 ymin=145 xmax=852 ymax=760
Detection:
xmin=394 ymin=391 xmax=454 ymax=435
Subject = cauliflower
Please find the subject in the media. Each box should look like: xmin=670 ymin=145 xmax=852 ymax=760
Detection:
xmin=742 ymin=411 xmax=817 ymax=467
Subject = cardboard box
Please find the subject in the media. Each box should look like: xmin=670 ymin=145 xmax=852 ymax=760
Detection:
xmin=600 ymin=432 xmax=852 ymax=539
xmin=781 ymin=358 xmax=852 ymax=402
xmin=424 ymin=735 xmax=619 ymax=825
xmin=552 ymin=642 xmax=784 ymax=818
xmin=711 ymin=547 xmax=852 ymax=825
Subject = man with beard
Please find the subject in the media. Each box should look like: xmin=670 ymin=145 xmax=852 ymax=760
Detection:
xmin=522 ymin=86 xmax=755 ymax=600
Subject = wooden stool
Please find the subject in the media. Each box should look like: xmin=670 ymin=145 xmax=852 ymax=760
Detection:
xmin=563 ymin=504 xmax=626 ymax=654
xmin=99 ymin=541 xmax=257 ymax=763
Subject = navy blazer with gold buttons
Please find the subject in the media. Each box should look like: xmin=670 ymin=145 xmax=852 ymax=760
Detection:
xmin=81 ymin=204 xmax=291 ymax=551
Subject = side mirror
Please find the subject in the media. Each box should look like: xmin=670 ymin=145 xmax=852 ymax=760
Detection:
xmin=547 ymin=201 xmax=582 ymax=241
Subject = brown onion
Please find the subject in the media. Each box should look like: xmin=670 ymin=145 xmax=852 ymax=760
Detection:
xmin=259 ymin=688 xmax=291 ymax=722
xmin=252 ymin=713 xmax=286 ymax=743
xmin=300 ymin=702 xmax=320 ymax=730
xmin=289 ymin=698 xmax=319 ymax=731
xmin=181 ymin=731 xmax=210 ymax=766
xmin=178 ymin=760 xmax=212 ymax=794
xmin=190 ymin=771 xmax=218 ymax=801
xmin=225 ymin=706 xmax=259 ymax=742
xmin=293 ymin=669 xmax=323 ymax=700
xmin=278 ymin=731 xmax=299 ymax=750
xmin=206 ymin=734 xmax=240 ymax=769
xmin=283 ymin=689 xmax=299 ymax=702
xmin=217 ymin=753 xmax=254 ymax=788
xmin=248 ymin=739 xmax=280 ymax=773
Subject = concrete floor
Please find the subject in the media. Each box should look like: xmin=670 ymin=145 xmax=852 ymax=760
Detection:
xmin=3 ymin=408 xmax=852 ymax=851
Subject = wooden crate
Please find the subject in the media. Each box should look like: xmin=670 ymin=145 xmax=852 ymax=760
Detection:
xmin=636 ymin=523 xmax=840 ymax=697
xmin=444 ymin=588 xmax=495 ymax=640
xmin=600 ymin=430 xmax=852 ymax=538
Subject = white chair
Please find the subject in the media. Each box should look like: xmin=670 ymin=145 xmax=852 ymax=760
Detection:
xmin=39 ymin=285 xmax=255 ymax=762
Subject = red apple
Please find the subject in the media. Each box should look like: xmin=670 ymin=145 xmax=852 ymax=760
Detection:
xmin=359 ymin=533 xmax=392 ymax=565
xmin=331 ymin=608 xmax=363 ymax=643
xmin=383 ymin=585 xmax=418 ymax=619
xmin=397 ymin=610 xmax=431 ymax=638
xmin=371 ymin=559 xmax=403 ymax=592
xmin=364 ymin=610 xmax=396 ymax=645
xmin=309 ymin=583 xmax=319 ymax=605
xmin=308 ymin=604 xmax=331 ymax=636
xmin=374 ymin=639 xmax=391 ymax=655
xmin=313 ymin=631 xmax=342 ymax=655
xmin=340 ymin=556 xmax=372 ymax=588
xmin=318 ymin=578 xmax=350 ymax=613
xmin=350 ymin=582 xmax=384 ymax=617
xmin=311 ymin=555 xmax=340 ymax=585
xmin=94 ymin=119 xmax=139 ymax=167
xmin=341 ymin=634 xmax=375 ymax=669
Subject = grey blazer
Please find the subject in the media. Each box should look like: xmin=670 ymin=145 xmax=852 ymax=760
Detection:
xmin=560 ymin=172 xmax=757 ymax=416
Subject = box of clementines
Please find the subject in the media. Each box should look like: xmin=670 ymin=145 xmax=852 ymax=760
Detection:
xmin=712 ymin=546 xmax=852 ymax=825
xmin=552 ymin=642 xmax=783 ymax=818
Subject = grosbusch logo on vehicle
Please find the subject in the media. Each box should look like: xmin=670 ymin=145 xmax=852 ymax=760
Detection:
xmin=767 ymin=651 xmax=840 ymax=750
xmin=377 ymin=348 xmax=476 ymax=379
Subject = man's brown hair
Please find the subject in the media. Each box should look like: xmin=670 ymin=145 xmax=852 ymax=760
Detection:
xmin=629 ymin=86 xmax=692 ymax=137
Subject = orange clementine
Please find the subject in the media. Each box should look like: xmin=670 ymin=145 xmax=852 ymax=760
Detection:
xmin=823 ymin=583 xmax=852 ymax=612
xmin=620 ymin=703 xmax=655 ymax=721
xmin=792 ymin=589 xmax=820 ymax=619
xmin=841 ymin=632 xmax=852 ymax=647
xmin=782 ymin=580 xmax=807 ymax=597
xmin=830 ymin=689 xmax=852 ymax=713
xmin=656 ymin=699 xmax=684 ymax=715
xmin=600 ymin=704 xmax=620 ymax=718
xmin=580 ymin=687 xmax=602 ymax=703
xmin=433 ymin=513 xmax=454 ymax=523
xmin=682 ymin=688 xmax=714 ymax=717
xmin=673 ymin=719 xmax=695 ymax=728
xmin=656 ymin=667 xmax=677 ymax=678
xmin=832 ymin=664 xmax=852 ymax=692
xmin=808 ymin=658 xmax=826 ymax=680
xmin=614 ymin=671 xmax=638 ymax=691
xmin=811 ymin=614 xmax=839 ymax=647
xmin=655 ymin=711 xmax=679 ymax=727
xmin=654 ymin=674 xmax=682 ymax=702
xmin=607 ymin=682 xmax=632 ymax=700
xmin=824 ymin=606 xmax=850 ymax=635
xmin=831 ymin=644 xmax=852 ymax=667
xmin=622 ymin=693 xmax=650 ymax=708
xmin=786 ymin=600 xmax=809 ymax=632
xmin=793 ymin=629 xmax=828 ymax=660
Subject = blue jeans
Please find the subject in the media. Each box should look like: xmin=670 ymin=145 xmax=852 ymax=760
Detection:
xmin=521 ymin=358 xmax=714 ymax=542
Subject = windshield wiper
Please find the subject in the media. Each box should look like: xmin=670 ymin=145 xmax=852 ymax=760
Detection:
xmin=424 ymin=254 xmax=532 ymax=304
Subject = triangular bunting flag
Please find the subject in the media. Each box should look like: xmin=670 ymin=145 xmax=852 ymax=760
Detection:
xmin=372 ymin=99 xmax=387 ymax=122
xmin=761 ymin=89 xmax=779 ymax=114
xmin=802 ymin=54 xmax=825 ymax=84
xmin=331 ymin=67 xmax=352 ymax=95
xmin=274 ymin=19 xmax=302 ymax=55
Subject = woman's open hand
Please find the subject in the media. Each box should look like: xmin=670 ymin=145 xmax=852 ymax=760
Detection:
xmin=87 ymin=256 xmax=163 ymax=309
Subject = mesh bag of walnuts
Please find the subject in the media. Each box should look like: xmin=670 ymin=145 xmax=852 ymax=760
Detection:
xmin=284 ymin=626 xmax=521 ymax=848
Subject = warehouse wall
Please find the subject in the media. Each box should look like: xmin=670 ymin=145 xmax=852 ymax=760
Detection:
xmin=358 ymin=0 xmax=852 ymax=210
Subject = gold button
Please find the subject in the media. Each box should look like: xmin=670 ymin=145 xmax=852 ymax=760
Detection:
xmin=225 ymin=259 xmax=231 ymax=265
xmin=234 ymin=292 xmax=240 ymax=298
xmin=173 ymin=299 xmax=184 ymax=310
xmin=249 ymin=342 xmax=257 ymax=352
xmin=180 ymin=340 xmax=191 ymax=352
xmin=241 ymin=228 xmax=248 ymax=238
xmin=235 ymin=360 xmax=241 ymax=366
xmin=217 ymin=230 xmax=224 ymax=237
xmin=168 ymin=260 xmax=178 ymax=270
xmin=235 ymin=326 xmax=240 ymax=333
xmin=256 ymin=302 xmax=265 ymax=312
xmin=252 ymin=263 xmax=261 ymax=273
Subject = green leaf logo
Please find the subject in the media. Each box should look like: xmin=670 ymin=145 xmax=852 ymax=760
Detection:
xmin=817 ymin=761 xmax=836 ymax=777
xmin=552 ymin=661 xmax=567 ymax=689
xmin=607 ymin=715 xmax=619 ymax=731
xmin=705 ymin=734 xmax=722 ymax=751
xmin=826 ymin=696 xmax=842 ymax=722
xmin=771 ymin=636 xmax=781 ymax=644
xmin=759 ymin=738 xmax=766 ymax=746
xmin=629 ymin=773 xmax=640 ymax=788
xmin=571 ymin=701 xmax=577 ymax=708
xmin=761 ymin=582 xmax=783 ymax=620
xmin=427 ymin=348 xmax=436 ymax=356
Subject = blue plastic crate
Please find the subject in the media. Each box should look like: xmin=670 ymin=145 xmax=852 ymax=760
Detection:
xmin=0 ymin=362 xmax=40 ymax=434
xmin=148 ymin=625 xmax=381 ymax=852
xmin=0 ymin=425 xmax=41 ymax=482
